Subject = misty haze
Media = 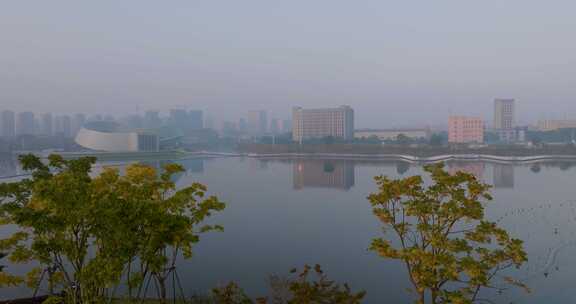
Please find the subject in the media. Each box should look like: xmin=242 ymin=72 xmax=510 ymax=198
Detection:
xmin=2 ymin=1 xmax=576 ymax=304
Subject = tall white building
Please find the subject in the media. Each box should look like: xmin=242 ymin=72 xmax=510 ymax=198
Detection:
xmin=292 ymin=106 xmax=354 ymax=142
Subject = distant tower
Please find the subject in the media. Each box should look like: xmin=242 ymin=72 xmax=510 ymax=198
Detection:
xmin=54 ymin=115 xmax=72 ymax=138
xmin=247 ymin=110 xmax=268 ymax=135
xmin=72 ymin=113 xmax=86 ymax=138
xmin=1 ymin=110 xmax=16 ymax=137
xmin=494 ymin=99 xmax=515 ymax=130
xmin=16 ymin=112 xmax=35 ymax=136
xmin=144 ymin=111 xmax=162 ymax=129
xmin=41 ymin=113 xmax=54 ymax=136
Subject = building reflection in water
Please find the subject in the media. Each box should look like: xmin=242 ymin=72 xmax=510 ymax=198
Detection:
xmin=293 ymin=160 xmax=355 ymax=191
xmin=396 ymin=161 xmax=410 ymax=175
xmin=248 ymin=158 xmax=269 ymax=171
xmin=447 ymin=162 xmax=485 ymax=180
xmin=493 ymin=164 xmax=515 ymax=189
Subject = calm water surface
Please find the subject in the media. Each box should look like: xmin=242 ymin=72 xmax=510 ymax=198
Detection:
xmin=1 ymin=157 xmax=576 ymax=303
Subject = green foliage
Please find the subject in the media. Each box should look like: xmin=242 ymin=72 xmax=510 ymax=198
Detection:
xmin=282 ymin=264 xmax=365 ymax=304
xmin=368 ymin=163 xmax=527 ymax=304
xmin=191 ymin=265 xmax=364 ymax=304
xmin=0 ymin=251 xmax=24 ymax=287
xmin=429 ymin=133 xmax=446 ymax=146
xmin=0 ymin=154 xmax=225 ymax=303
xmin=395 ymin=134 xmax=412 ymax=146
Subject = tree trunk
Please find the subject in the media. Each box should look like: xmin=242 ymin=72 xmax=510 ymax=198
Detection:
xmin=157 ymin=276 xmax=167 ymax=304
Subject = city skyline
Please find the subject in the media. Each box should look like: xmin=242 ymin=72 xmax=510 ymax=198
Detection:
xmin=2 ymin=1 xmax=576 ymax=126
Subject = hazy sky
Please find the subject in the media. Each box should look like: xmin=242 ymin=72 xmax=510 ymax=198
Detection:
xmin=1 ymin=0 xmax=576 ymax=127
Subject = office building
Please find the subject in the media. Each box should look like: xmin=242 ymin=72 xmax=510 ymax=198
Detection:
xmin=169 ymin=109 xmax=188 ymax=130
xmin=537 ymin=119 xmax=576 ymax=131
xmin=144 ymin=111 xmax=162 ymax=129
xmin=41 ymin=113 xmax=53 ymax=136
xmin=269 ymin=118 xmax=280 ymax=134
xmin=494 ymin=99 xmax=515 ymax=130
xmin=54 ymin=115 xmax=72 ymax=138
xmin=1 ymin=110 xmax=16 ymax=137
xmin=292 ymin=106 xmax=354 ymax=142
xmin=72 ymin=114 xmax=86 ymax=137
xmin=247 ymin=110 xmax=268 ymax=135
xmin=189 ymin=110 xmax=204 ymax=130
xmin=282 ymin=119 xmax=292 ymax=133
xmin=238 ymin=118 xmax=248 ymax=134
xmin=448 ymin=116 xmax=484 ymax=144
xmin=16 ymin=112 xmax=35 ymax=136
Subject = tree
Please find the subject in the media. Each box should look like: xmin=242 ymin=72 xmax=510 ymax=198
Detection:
xmin=0 ymin=154 xmax=225 ymax=303
xmin=368 ymin=164 xmax=527 ymax=304
xmin=280 ymin=264 xmax=365 ymax=304
xmin=202 ymin=265 xmax=365 ymax=304
xmin=396 ymin=134 xmax=412 ymax=146
xmin=0 ymin=251 xmax=23 ymax=287
xmin=429 ymin=134 xmax=445 ymax=147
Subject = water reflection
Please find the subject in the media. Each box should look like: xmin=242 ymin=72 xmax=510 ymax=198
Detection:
xmin=395 ymin=161 xmax=410 ymax=175
xmin=493 ymin=164 xmax=515 ymax=188
xmin=293 ymin=160 xmax=355 ymax=191
xmin=5 ymin=157 xmax=576 ymax=303
xmin=447 ymin=161 xmax=485 ymax=180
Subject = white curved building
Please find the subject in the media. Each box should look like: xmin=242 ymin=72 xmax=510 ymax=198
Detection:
xmin=75 ymin=121 xmax=159 ymax=152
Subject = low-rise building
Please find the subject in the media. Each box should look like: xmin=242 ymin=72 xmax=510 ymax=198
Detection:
xmin=537 ymin=120 xmax=576 ymax=131
xmin=75 ymin=121 xmax=161 ymax=152
xmin=448 ymin=116 xmax=484 ymax=144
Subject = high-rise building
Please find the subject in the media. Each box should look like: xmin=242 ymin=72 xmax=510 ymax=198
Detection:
xmin=269 ymin=118 xmax=280 ymax=134
xmin=282 ymin=119 xmax=292 ymax=134
xmin=238 ymin=118 xmax=248 ymax=134
xmin=247 ymin=110 xmax=268 ymax=135
xmin=448 ymin=116 xmax=484 ymax=144
xmin=72 ymin=113 xmax=86 ymax=137
xmin=169 ymin=109 xmax=204 ymax=132
xmin=189 ymin=110 xmax=204 ymax=130
xmin=1 ymin=110 xmax=16 ymax=137
xmin=16 ymin=112 xmax=35 ymax=136
xmin=41 ymin=113 xmax=54 ymax=136
xmin=54 ymin=115 xmax=72 ymax=138
xmin=169 ymin=109 xmax=188 ymax=129
xmin=494 ymin=99 xmax=515 ymax=130
xmin=144 ymin=111 xmax=162 ymax=129
xmin=123 ymin=114 xmax=143 ymax=130
xmin=292 ymin=106 xmax=354 ymax=142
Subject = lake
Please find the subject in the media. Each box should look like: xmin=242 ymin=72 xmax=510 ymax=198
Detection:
xmin=1 ymin=156 xmax=576 ymax=303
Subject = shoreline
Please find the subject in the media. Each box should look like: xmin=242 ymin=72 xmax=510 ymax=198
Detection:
xmin=8 ymin=150 xmax=576 ymax=165
xmin=190 ymin=152 xmax=576 ymax=164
